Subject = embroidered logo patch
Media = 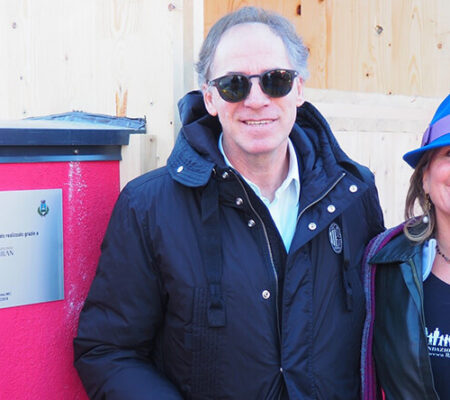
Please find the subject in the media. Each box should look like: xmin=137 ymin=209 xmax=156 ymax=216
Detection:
xmin=328 ymin=222 xmax=343 ymax=254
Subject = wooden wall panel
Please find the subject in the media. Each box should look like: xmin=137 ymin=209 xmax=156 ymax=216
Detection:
xmin=204 ymin=0 xmax=450 ymax=97
xmin=306 ymin=88 xmax=441 ymax=226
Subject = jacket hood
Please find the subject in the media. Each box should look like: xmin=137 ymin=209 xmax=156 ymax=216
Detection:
xmin=169 ymin=90 xmax=369 ymax=188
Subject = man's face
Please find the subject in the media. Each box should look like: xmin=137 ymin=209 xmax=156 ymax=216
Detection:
xmin=203 ymin=23 xmax=304 ymax=165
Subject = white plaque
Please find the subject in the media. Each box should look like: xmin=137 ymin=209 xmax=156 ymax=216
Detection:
xmin=0 ymin=189 xmax=64 ymax=308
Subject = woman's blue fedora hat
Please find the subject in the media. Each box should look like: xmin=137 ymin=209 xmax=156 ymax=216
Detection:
xmin=403 ymin=94 xmax=450 ymax=168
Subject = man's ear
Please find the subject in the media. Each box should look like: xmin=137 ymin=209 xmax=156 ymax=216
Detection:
xmin=295 ymin=78 xmax=305 ymax=107
xmin=202 ymin=84 xmax=218 ymax=116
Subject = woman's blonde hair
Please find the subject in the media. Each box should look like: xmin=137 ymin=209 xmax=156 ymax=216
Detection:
xmin=403 ymin=150 xmax=436 ymax=242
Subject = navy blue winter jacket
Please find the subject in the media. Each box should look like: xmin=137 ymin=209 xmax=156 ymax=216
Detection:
xmin=74 ymin=91 xmax=384 ymax=399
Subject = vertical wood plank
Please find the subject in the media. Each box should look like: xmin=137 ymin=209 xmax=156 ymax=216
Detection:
xmin=326 ymin=0 xmax=388 ymax=93
xmin=291 ymin=0 xmax=327 ymax=89
xmin=391 ymin=0 xmax=443 ymax=97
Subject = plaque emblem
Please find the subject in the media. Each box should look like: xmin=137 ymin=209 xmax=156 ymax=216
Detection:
xmin=328 ymin=222 xmax=343 ymax=254
xmin=37 ymin=200 xmax=49 ymax=217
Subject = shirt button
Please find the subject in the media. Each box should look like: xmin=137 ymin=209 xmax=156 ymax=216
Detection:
xmin=235 ymin=197 xmax=243 ymax=206
xmin=308 ymin=222 xmax=317 ymax=231
xmin=177 ymin=166 xmax=184 ymax=173
xmin=262 ymin=290 xmax=270 ymax=299
xmin=327 ymin=204 xmax=336 ymax=213
xmin=349 ymin=184 xmax=358 ymax=193
xmin=248 ymin=219 xmax=256 ymax=227
xmin=222 ymin=171 xmax=229 ymax=179
xmin=280 ymin=367 xmax=283 ymax=373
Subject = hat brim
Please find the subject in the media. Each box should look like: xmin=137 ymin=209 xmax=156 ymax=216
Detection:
xmin=403 ymin=133 xmax=450 ymax=168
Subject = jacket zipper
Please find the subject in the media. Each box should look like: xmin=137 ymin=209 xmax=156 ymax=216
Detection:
xmin=296 ymin=172 xmax=346 ymax=223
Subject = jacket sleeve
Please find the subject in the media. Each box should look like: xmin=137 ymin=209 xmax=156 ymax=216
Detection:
xmin=73 ymin=189 xmax=182 ymax=400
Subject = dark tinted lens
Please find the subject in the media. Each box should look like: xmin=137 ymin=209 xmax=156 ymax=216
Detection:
xmin=261 ymin=70 xmax=294 ymax=97
xmin=216 ymin=75 xmax=249 ymax=102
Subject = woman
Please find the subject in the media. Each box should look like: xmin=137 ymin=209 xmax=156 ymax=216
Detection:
xmin=362 ymin=94 xmax=450 ymax=400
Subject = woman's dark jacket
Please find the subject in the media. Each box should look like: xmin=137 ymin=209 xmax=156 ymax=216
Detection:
xmin=361 ymin=226 xmax=439 ymax=399
xmin=74 ymin=91 xmax=384 ymax=400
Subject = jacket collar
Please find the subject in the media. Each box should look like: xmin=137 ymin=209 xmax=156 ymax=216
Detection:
xmin=167 ymin=131 xmax=215 ymax=187
xmin=369 ymin=231 xmax=422 ymax=264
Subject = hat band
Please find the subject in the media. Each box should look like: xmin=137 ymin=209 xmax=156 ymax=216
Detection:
xmin=421 ymin=114 xmax=450 ymax=146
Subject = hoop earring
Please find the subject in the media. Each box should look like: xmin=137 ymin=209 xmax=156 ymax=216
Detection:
xmin=423 ymin=194 xmax=431 ymax=224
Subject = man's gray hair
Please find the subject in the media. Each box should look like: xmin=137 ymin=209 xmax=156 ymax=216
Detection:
xmin=196 ymin=7 xmax=310 ymax=87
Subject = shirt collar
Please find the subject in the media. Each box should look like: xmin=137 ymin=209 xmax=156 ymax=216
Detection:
xmin=218 ymin=133 xmax=300 ymax=203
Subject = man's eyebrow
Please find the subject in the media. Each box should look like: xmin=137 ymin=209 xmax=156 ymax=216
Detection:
xmin=218 ymin=69 xmax=285 ymax=76
xmin=209 ymin=71 xmax=243 ymax=80
xmin=221 ymin=71 xmax=243 ymax=76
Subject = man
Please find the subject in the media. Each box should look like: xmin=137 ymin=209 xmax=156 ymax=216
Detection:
xmin=74 ymin=7 xmax=384 ymax=399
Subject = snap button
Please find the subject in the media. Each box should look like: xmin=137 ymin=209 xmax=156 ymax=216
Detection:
xmin=177 ymin=166 xmax=184 ymax=173
xmin=308 ymin=222 xmax=317 ymax=231
xmin=222 ymin=171 xmax=229 ymax=179
xmin=235 ymin=197 xmax=243 ymax=206
xmin=262 ymin=290 xmax=270 ymax=299
xmin=327 ymin=204 xmax=336 ymax=213
xmin=248 ymin=219 xmax=256 ymax=228
xmin=349 ymin=184 xmax=358 ymax=193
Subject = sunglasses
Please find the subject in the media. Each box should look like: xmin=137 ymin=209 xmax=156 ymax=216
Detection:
xmin=208 ymin=69 xmax=299 ymax=103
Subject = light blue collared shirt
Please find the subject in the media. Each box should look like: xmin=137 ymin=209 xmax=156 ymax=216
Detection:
xmin=219 ymin=134 xmax=300 ymax=251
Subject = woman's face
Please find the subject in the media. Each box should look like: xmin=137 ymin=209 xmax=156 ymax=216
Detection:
xmin=423 ymin=145 xmax=450 ymax=224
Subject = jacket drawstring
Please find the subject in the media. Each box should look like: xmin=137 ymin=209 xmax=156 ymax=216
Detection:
xmin=200 ymin=174 xmax=226 ymax=327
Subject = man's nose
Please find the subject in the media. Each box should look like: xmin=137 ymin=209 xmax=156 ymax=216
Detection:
xmin=243 ymin=77 xmax=270 ymax=108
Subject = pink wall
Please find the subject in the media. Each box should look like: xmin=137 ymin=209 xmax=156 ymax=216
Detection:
xmin=0 ymin=161 xmax=120 ymax=399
